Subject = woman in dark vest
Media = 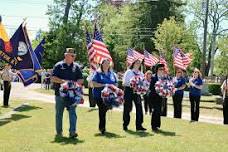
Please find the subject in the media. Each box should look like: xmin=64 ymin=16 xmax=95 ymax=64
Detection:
xmin=189 ymin=68 xmax=203 ymax=122
xmin=92 ymin=59 xmax=118 ymax=134
xmin=123 ymin=59 xmax=146 ymax=131
xmin=149 ymin=63 xmax=165 ymax=131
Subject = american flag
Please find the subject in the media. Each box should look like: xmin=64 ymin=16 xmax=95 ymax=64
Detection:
xmin=92 ymin=24 xmax=112 ymax=64
xmin=159 ymin=55 xmax=169 ymax=73
xmin=86 ymin=30 xmax=97 ymax=70
xmin=144 ymin=50 xmax=159 ymax=67
xmin=173 ymin=48 xmax=192 ymax=70
xmin=127 ymin=48 xmax=144 ymax=65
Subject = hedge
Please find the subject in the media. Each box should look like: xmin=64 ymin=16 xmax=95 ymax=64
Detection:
xmin=208 ymin=83 xmax=221 ymax=95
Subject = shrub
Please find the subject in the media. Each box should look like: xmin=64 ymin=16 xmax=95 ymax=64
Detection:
xmin=208 ymin=83 xmax=221 ymax=95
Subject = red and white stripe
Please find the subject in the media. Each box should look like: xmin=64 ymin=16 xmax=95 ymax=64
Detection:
xmin=127 ymin=49 xmax=144 ymax=65
xmin=173 ymin=51 xmax=185 ymax=70
xmin=144 ymin=50 xmax=159 ymax=67
xmin=92 ymin=39 xmax=112 ymax=64
xmin=160 ymin=56 xmax=169 ymax=73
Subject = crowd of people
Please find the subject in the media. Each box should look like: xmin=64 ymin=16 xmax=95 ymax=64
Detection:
xmin=1 ymin=47 xmax=227 ymax=139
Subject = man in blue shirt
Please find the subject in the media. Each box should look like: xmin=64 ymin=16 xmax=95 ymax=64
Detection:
xmin=51 ymin=48 xmax=83 ymax=138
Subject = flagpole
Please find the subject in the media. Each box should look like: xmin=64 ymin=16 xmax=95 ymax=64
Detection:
xmin=172 ymin=46 xmax=176 ymax=77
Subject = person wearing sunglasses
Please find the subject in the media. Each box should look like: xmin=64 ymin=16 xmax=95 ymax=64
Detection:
xmin=122 ymin=59 xmax=146 ymax=131
xmin=189 ymin=68 xmax=203 ymax=122
xmin=51 ymin=48 xmax=83 ymax=138
xmin=149 ymin=63 xmax=165 ymax=131
xmin=172 ymin=68 xmax=186 ymax=118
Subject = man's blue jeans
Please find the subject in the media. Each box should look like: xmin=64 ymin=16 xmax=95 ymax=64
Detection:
xmin=55 ymin=96 xmax=77 ymax=134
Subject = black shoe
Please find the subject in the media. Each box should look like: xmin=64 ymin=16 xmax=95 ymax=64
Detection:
xmin=152 ymin=127 xmax=159 ymax=132
xmin=123 ymin=126 xmax=128 ymax=131
xmin=99 ymin=128 xmax=106 ymax=135
xmin=69 ymin=132 xmax=78 ymax=138
xmin=55 ymin=132 xmax=63 ymax=137
xmin=136 ymin=126 xmax=147 ymax=131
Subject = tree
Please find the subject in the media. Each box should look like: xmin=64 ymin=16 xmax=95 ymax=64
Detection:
xmin=43 ymin=0 xmax=92 ymax=68
xmin=92 ymin=3 xmax=139 ymax=71
xmin=133 ymin=0 xmax=185 ymax=51
xmin=153 ymin=17 xmax=200 ymax=74
xmin=187 ymin=0 xmax=228 ymax=76
xmin=214 ymin=37 xmax=228 ymax=76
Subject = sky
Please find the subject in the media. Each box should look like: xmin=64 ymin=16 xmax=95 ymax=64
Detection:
xmin=0 ymin=0 xmax=53 ymax=40
xmin=0 ymin=0 xmax=227 ymax=41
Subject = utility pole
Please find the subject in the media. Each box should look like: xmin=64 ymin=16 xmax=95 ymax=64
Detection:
xmin=201 ymin=0 xmax=209 ymax=78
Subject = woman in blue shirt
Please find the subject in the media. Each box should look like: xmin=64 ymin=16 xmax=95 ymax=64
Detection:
xmin=92 ymin=59 xmax=117 ymax=134
xmin=172 ymin=69 xmax=186 ymax=118
xmin=122 ymin=59 xmax=146 ymax=131
xmin=189 ymin=68 xmax=203 ymax=122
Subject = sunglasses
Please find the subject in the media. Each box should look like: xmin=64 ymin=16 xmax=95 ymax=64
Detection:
xmin=158 ymin=68 xmax=165 ymax=71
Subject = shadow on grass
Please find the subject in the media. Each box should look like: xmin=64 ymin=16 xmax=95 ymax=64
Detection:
xmin=124 ymin=129 xmax=153 ymax=137
xmin=52 ymin=136 xmax=85 ymax=145
xmin=154 ymin=129 xmax=176 ymax=136
xmin=87 ymin=108 xmax=98 ymax=112
xmin=94 ymin=131 xmax=125 ymax=139
xmin=0 ymin=120 xmax=10 ymax=126
xmin=0 ymin=114 xmax=31 ymax=126
xmin=14 ymin=104 xmax=42 ymax=112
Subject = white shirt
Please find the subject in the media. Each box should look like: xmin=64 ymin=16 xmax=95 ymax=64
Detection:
xmin=1 ymin=68 xmax=15 ymax=81
xmin=123 ymin=69 xmax=144 ymax=87
xmin=221 ymin=79 xmax=228 ymax=99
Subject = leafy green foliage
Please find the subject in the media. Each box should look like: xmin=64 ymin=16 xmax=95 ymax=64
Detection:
xmin=208 ymin=83 xmax=221 ymax=95
xmin=43 ymin=0 xmax=92 ymax=68
xmin=214 ymin=37 xmax=228 ymax=76
xmin=153 ymin=17 xmax=200 ymax=74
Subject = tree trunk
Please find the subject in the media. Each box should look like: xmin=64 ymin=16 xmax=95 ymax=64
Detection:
xmin=63 ymin=0 xmax=72 ymax=25
xmin=205 ymin=44 xmax=212 ymax=76
xmin=209 ymin=32 xmax=217 ymax=76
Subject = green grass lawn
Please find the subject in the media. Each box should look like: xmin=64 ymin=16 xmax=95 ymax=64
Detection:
xmin=33 ymin=88 xmax=55 ymax=95
xmin=0 ymin=99 xmax=228 ymax=152
xmin=33 ymin=88 xmax=223 ymax=117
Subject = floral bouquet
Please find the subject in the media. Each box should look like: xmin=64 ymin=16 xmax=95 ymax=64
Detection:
xmin=59 ymin=81 xmax=84 ymax=109
xmin=101 ymin=84 xmax=124 ymax=109
xmin=155 ymin=78 xmax=175 ymax=97
xmin=130 ymin=76 xmax=150 ymax=95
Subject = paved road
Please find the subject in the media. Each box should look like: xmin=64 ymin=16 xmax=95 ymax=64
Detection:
xmin=0 ymin=82 xmax=223 ymax=125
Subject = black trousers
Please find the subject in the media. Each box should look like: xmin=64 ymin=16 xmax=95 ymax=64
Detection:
xmin=223 ymin=97 xmax=228 ymax=124
xmin=95 ymin=98 xmax=108 ymax=131
xmin=3 ymin=81 xmax=11 ymax=106
xmin=89 ymin=88 xmax=96 ymax=107
xmin=151 ymin=95 xmax=162 ymax=129
xmin=143 ymin=94 xmax=152 ymax=114
xmin=189 ymin=95 xmax=200 ymax=121
xmin=123 ymin=87 xmax=143 ymax=128
xmin=172 ymin=94 xmax=183 ymax=118
xmin=161 ymin=98 xmax=167 ymax=116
